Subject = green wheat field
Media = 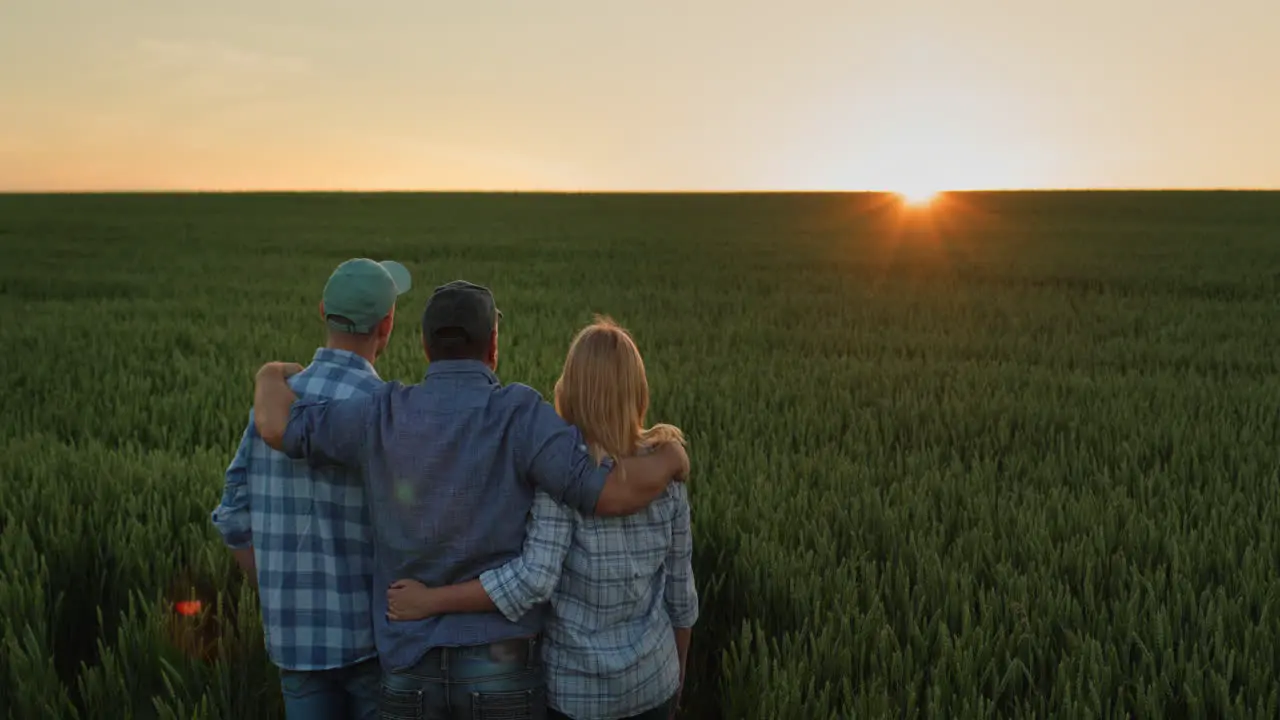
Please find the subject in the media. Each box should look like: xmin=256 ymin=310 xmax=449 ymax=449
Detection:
xmin=2 ymin=191 xmax=1279 ymax=719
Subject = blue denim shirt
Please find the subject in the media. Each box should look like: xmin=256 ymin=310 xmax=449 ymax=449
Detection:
xmin=279 ymin=359 xmax=609 ymax=673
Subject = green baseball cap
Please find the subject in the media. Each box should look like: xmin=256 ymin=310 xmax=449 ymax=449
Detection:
xmin=322 ymin=258 xmax=412 ymax=334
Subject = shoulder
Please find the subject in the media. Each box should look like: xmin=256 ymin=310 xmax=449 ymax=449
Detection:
xmin=320 ymin=375 xmax=401 ymax=402
xmin=495 ymin=381 xmax=545 ymax=405
xmin=364 ymin=378 xmax=402 ymax=399
xmin=339 ymin=380 xmax=407 ymax=419
xmin=351 ymin=371 xmax=390 ymax=394
xmin=496 ymin=383 xmax=563 ymax=426
xmin=284 ymin=362 xmax=318 ymax=390
xmin=293 ymin=364 xmax=383 ymax=395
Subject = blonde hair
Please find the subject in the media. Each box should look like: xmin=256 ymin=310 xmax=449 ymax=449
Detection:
xmin=553 ymin=315 xmax=684 ymax=465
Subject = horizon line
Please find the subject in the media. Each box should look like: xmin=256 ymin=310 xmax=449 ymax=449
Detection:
xmin=2 ymin=186 xmax=1280 ymax=196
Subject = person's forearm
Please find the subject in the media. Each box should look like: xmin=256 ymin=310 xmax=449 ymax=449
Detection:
xmin=673 ymin=627 xmax=691 ymax=715
xmin=594 ymin=447 xmax=684 ymax=516
xmin=475 ymin=492 xmax=574 ymax=621
xmin=253 ymin=366 xmax=298 ymax=450
xmin=674 ymin=627 xmax=691 ymax=681
xmin=406 ymin=579 xmax=496 ymax=614
xmin=434 ymin=580 xmax=497 ymax=613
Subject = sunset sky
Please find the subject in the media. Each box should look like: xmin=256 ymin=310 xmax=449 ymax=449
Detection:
xmin=3 ymin=0 xmax=1278 ymax=192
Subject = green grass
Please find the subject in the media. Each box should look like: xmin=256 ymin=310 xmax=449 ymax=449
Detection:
xmin=3 ymin=191 xmax=1280 ymax=719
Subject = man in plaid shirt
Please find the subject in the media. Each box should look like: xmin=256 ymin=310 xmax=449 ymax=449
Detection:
xmin=210 ymin=257 xmax=412 ymax=720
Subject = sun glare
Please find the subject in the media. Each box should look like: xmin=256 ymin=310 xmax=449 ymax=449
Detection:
xmin=895 ymin=187 xmax=940 ymax=207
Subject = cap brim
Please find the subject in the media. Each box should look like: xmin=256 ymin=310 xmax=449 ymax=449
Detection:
xmin=379 ymin=260 xmax=412 ymax=295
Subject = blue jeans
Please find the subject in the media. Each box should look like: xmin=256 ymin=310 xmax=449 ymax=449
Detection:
xmin=379 ymin=636 xmax=545 ymax=719
xmin=280 ymin=656 xmax=381 ymax=720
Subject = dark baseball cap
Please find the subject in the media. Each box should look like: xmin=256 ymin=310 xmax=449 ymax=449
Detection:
xmin=421 ymin=280 xmax=503 ymax=350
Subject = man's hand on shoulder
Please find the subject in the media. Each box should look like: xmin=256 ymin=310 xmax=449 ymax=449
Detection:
xmin=658 ymin=441 xmax=690 ymax=483
xmin=594 ymin=439 xmax=690 ymax=517
xmin=256 ymin=361 xmax=304 ymax=382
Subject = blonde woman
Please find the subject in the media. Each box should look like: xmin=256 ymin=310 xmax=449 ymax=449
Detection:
xmin=386 ymin=316 xmax=697 ymax=720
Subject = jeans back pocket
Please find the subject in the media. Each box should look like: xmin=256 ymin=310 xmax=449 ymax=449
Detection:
xmin=470 ymin=686 xmax=545 ymax=720
xmin=379 ymin=684 xmax=424 ymax=720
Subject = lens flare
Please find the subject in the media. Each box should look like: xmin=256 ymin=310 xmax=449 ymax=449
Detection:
xmin=175 ymin=600 xmax=203 ymax=616
xmin=895 ymin=188 xmax=939 ymax=207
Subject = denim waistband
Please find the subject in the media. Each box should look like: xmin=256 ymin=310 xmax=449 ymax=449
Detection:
xmin=410 ymin=634 xmax=540 ymax=673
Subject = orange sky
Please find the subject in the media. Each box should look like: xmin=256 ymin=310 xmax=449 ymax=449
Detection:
xmin=3 ymin=0 xmax=1278 ymax=192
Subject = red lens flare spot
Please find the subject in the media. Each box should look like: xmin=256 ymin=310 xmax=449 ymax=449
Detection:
xmin=175 ymin=600 xmax=203 ymax=616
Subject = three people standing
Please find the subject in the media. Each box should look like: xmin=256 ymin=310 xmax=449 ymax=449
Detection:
xmin=213 ymin=260 xmax=696 ymax=720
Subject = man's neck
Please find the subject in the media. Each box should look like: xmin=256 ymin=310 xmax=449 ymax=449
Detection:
xmin=325 ymin=341 xmax=377 ymax=365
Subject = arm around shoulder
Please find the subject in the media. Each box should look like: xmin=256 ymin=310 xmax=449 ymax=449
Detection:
xmin=252 ymin=362 xmax=303 ymax=450
xmin=386 ymin=492 xmax=574 ymax=623
xmin=256 ymin=367 xmax=380 ymax=470
xmin=518 ymin=387 xmax=689 ymax=517
xmin=593 ymin=442 xmax=689 ymax=517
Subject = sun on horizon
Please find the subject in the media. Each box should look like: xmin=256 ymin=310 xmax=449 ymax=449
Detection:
xmin=894 ymin=187 xmax=941 ymax=207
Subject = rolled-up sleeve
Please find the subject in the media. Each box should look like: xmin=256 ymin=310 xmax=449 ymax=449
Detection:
xmin=664 ymin=484 xmax=699 ymax=628
xmin=211 ymin=413 xmax=255 ymax=549
xmin=479 ymin=491 xmax=575 ymax=622
xmin=521 ymin=396 xmax=607 ymax=515
xmin=280 ymin=392 xmax=375 ymax=471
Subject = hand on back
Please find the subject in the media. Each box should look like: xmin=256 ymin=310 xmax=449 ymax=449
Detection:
xmin=256 ymin=361 xmax=305 ymax=381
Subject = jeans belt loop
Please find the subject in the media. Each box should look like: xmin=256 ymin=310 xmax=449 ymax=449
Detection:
xmin=526 ymin=636 xmax=535 ymax=669
xmin=440 ymin=646 xmax=448 ymax=672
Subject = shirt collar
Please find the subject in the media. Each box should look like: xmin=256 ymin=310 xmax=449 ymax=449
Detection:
xmin=311 ymin=347 xmax=380 ymax=379
xmin=424 ymin=359 xmax=499 ymax=385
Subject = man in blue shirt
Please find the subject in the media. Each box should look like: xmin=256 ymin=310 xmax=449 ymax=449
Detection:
xmin=252 ymin=280 xmax=689 ymax=720
xmin=210 ymin=258 xmax=412 ymax=720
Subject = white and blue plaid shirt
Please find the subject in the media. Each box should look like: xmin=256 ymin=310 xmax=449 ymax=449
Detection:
xmin=480 ymin=466 xmax=698 ymax=720
xmin=210 ymin=347 xmax=383 ymax=672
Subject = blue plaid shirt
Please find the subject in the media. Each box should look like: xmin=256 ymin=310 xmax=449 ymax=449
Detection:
xmin=278 ymin=359 xmax=611 ymax=673
xmin=479 ymin=468 xmax=698 ymax=720
xmin=210 ymin=347 xmax=383 ymax=672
